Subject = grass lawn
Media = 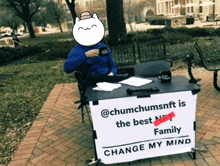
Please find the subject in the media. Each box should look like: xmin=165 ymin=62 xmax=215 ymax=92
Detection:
xmin=0 ymin=60 xmax=74 ymax=165
xmin=19 ymin=32 xmax=74 ymax=46
xmin=0 ymin=32 xmax=76 ymax=165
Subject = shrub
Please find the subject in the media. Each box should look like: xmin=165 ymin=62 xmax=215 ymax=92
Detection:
xmin=140 ymin=27 xmax=220 ymax=38
xmin=188 ymin=27 xmax=212 ymax=37
xmin=0 ymin=45 xmax=48 ymax=65
xmin=0 ymin=40 xmax=77 ymax=66
xmin=213 ymin=28 xmax=220 ymax=36
xmin=2 ymin=27 xmax=220 ymax=66
xmin=162 ymin=31 xmax=193 ymax=44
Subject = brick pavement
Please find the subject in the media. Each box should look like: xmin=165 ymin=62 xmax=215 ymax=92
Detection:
xmin=8 ymin=67 xmax=220 ymax=166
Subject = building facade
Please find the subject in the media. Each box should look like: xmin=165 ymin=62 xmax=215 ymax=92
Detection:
xmin=75 ymin=0 xmax=156 ymax=23
xmin=156 ymin=0 xmax=220 ymax=20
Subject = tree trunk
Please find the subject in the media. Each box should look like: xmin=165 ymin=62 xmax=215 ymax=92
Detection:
xmin=26 ymin=20 xmax=36 ymax=38
xmin=65 ymin=0 xmax=77 ymax=25
xmin=58 ymin=20 xmax=63 ymax=33
xmin=106 ymin=0 xmax=127 ymax=44
xmin=23 ymin=8 xmax=36 ymax=38
xmin=23 ymin=23 xmax=27 ymax=33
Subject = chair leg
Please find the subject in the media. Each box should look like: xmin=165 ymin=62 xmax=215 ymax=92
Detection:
xmin=213 ymin=71 xmax=220 ymax=91
xmin=79 ymin=104 xmax=92 ymax=124
xmin=85 ymin=105 xmax=92 ymax=125
xmin=77 ymin=97 xmax=89 ymax=123
xmin=81 ymin=106 xmax=84 ymax=123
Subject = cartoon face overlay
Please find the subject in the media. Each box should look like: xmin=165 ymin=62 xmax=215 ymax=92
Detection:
xmin=73 ymin=13 xmax=105 ymax=46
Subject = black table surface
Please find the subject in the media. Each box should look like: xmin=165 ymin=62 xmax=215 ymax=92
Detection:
xmin=85 ymin=76 xmax=201 ymax=102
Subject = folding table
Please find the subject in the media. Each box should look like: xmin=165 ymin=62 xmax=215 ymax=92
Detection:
xmin=85 ymin=76 xmax=200 ymax=165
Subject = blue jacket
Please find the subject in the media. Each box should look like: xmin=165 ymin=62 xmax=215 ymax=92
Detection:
xmin=64 ymin=43 xmax=117 ymax=76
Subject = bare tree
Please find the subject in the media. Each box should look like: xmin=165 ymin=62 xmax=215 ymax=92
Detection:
xmin=76 ymin=0 xmax=106 ymax=26
xmin=65 ymin=0 xmax=77 ymax=24
xmin=0 ymin=7 xmax=23 ymax=32
xmin=124 ymin=0 xmax=136 ymax=31
xmin=2 ymin=0 xmax=42 ymax=38
xmin=45 ymin=1 xmax=67 ymax=33
xmin=64 ymin=0 xmax=126 ymax=43
xmin=81 ymin=0 xmax=106 ymax=16
xmin=124 ymin=0 xmax=155 ymax=25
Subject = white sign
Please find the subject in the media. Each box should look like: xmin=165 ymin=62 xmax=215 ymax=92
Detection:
xmin=89 ymin=91 xmax=197 ymax=164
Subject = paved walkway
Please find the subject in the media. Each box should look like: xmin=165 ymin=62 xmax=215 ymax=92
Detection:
xmin=8 ymin=67 xmax=220 ymax=166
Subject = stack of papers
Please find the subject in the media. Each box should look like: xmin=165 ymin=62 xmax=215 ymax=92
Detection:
xmin=119 ymin=77 xmax=153 ymax=87
xmin=93 ymin=82 xmax=121 ymax=91
xmin=92 ymin=77 xmax=153 ymax=91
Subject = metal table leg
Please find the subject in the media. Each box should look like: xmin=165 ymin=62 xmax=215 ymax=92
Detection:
xmin=213 ymin=71 xmax=220 ymax=91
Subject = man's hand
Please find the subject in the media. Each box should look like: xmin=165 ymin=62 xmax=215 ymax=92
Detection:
xmin=108 ymin=72 xmax=114 ymax=76
xmin=85 ymin=49 xmax=99 ymax=58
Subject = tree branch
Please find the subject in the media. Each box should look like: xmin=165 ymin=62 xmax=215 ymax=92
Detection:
xmin=65 ymin=0 xmax=71 ymax=7
xmin=6 ymin=0 xmax=24 ymax=19
xmin=27 ymin=0 xmax=31 ymax=5
xmin=30 ymin=10 xmax=38 ymax=18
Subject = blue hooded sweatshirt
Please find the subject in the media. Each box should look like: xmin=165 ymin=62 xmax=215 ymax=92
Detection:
xmin=64 ymin=43 xmax=117 ymax=76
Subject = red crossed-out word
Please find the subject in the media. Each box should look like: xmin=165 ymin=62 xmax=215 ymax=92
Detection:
xmin=153 ymin=111 xmax=176 ymax=127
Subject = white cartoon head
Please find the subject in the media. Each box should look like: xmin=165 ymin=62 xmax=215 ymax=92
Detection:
xmin=73 ymin=13 xmax=105 ymax=46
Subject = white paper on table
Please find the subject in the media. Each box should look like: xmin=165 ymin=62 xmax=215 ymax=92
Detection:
xmin=119 ymin=76 xmax=153 ymax=87
xmin=92 ymin=82 xmax=121 ymax=91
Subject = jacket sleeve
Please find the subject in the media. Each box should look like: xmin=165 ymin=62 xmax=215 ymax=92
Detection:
xmin=63 ymin=48 xmax=88 ymax=73
xmin=107 ymin=47 xmax=117 ymax=75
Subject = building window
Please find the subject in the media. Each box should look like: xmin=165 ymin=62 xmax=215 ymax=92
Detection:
xmin=85 ymin=1 xmax=89 ymax=7
xmin=199 ymin=1 xmax=202 ymax=13
xmin=188 ymin=7 xmax=194 ymax=13
xmin=171 ymin=1 xmax=174 ymax=13
xmin=161 ymin=2 xmax=164 ymax=13
xmin=168 ymin=1 xmax=171 ymax=14
xmin=75 ymin=2 xmax=79 ymax=8
xmin=93 ymin=1 xmax=97 ymax=6
xmin=158 ymin=3 xmax=160 ymax=13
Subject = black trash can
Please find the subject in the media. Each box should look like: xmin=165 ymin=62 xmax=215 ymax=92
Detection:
xmin=165 ymin=19 xmax=171 ymax=28
xmin=206 ymin=16 xmax=209 ymax=21
xmin=206 ymin=16 xmax=212 ymax=22
xmin=186 ymin=17 xmax=194 ymax=24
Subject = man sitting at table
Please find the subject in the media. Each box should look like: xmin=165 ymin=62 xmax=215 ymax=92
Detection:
xmin=63 ymin=11 xmax=117 ymax=84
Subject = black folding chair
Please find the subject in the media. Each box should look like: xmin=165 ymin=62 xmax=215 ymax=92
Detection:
xmin=74 ymin=71 xmax=89 ymax=123
xmin=108 ymin=39 xmax=136 ymax=75
xmin=136 ymin=36 xmax=173 ymax=67
xmin=134 ymin=60 xmax=171 ymax=77
xmin=194 ymin=41 xmax=220 ymax=91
